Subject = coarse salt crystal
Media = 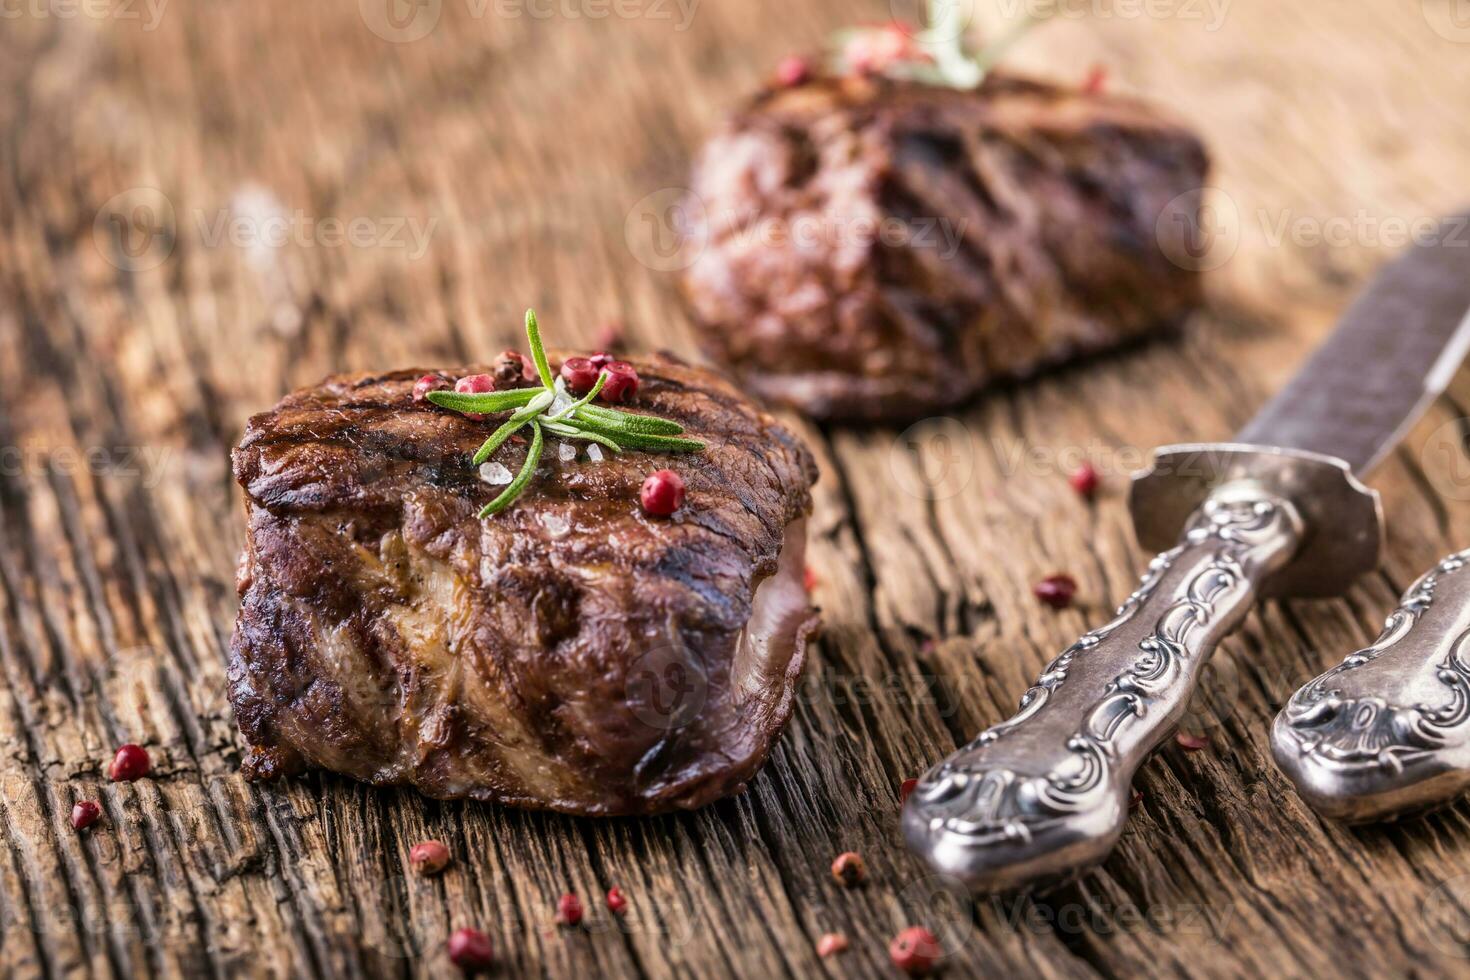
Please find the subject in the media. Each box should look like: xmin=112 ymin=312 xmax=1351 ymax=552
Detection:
xmin=558 ymin=442 xmax=576 ymax=463
xmin=478 ymin=461 xmax=513 ymax=485
xmin=542 ymin=513 xmax=570 ymax=537
xmin=586 ymin=444 xmax=603 ymax=463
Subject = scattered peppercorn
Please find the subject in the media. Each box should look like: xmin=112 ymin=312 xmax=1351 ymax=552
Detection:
xmin=454 ymin=374 xmax=496 ymax=420
xmin=491 ymin=350 xmax=536 ymax=387
xmin=555 ymin=893 xmax=583 ymax=926
xmin=889 ymin=926 xmax=941 ymax=976
xmin=108 ymin=744 xmax=150 ymax=782
xmin=413 ymin=374 xmax=450 ymax=403
xmin=1176 ymin=732 xmax=1210 ymax=751
xmin=830 ymin=851 xmax=866 ymax=888
xmin=559 ymin=356 xmax=601 ymax=395
xmin=605 ymin=887 xmax=628 ymax=915
xmin=70 ymin=800 xmax=102 ymax=830
xmin=447 ymin=927 xmax=493 ymax=972
xmin=776 ymin=55 xmax=811 ymax=87
xmin=409 ymin=840 xmax=451 ymax=876
xmin=1129 ymin=789 xmax=1144 ymax=809
xmin=816 ymin=933 xmax=849 ymax=958
xmin=640 ymin=469 xmax=686 ymax=517
xmin=598 ymin=361 xmax=640 ymax=404
xmin=1034 ymin=574 xmax=1078 ymax=610
xmin=899 ymin=777 xmax=918 ymax=805
xmin=803 ymin=566 xmax=818 ymax=593
xmin=1068 ymin=462 xmax=1100 ymax=499
xmin=1082 ymin=64 xmax=1109 ymax=94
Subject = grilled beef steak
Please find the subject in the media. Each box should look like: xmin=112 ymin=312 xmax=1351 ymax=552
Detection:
xmin=228 ymin=354 xmax=818 ymax=815
xmin=680 ymin=73 xmax=1210 ymax=421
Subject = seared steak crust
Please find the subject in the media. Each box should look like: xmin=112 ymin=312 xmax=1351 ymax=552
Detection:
xmin=229 ymin=354 xmax=818 ymax=815
xmin=681 ymin=73 xmax=1210 ymax=420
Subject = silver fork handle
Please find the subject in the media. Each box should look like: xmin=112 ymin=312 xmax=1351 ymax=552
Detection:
xmin=1273 ymin=549 xmax=1470 ymax=822
xmin=903 ymin=484 xmax=1303 ymax=892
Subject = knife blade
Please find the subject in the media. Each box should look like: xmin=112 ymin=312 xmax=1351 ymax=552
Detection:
xmin=902 ymin=213 xmax=1470 ymax=892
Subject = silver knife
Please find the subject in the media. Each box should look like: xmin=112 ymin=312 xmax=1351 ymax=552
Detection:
xmin=1273 ymin=546 xmax=1470 ymax=822
xmin=902 ymin=213 xmax=1470 ymax=892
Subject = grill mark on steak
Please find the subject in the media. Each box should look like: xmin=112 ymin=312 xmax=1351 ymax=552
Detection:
xmin=229 ymin=353 xmax=818 ymax=815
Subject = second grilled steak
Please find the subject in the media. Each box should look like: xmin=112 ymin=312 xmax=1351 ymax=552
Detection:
xmin=228 ymin=354 xmax=818 ymax=815
xmin=681 ymin=72 xmax=1210 ymax=421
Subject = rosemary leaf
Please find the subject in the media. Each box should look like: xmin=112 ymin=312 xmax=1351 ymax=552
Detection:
xmin=524 ymin=388 xmax=556 ymax=415
xmin=427 ymin=388 xmax=540 ymax=413
xmin=540 ymin=419 xmax=623 ymax=452
xmin=576 ymin=404 xmax=685 ymax=435
xmin=547 ymin=372 xmax=608 ymax=422
xmin=479 ymin=420 xmax=544 ymax=518
xmin=524 ymin=309 xmax=556 ymax=390
xmin=570 ymin=415 xmax=704 ymax=452
xmin=471 ymin=405 xmax=540 ymax=465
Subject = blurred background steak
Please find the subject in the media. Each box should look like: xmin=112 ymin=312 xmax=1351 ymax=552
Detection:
xmin=681 ymin=73 xmax=1211 ymax=421
xmin=228 ymin=355 xmax=818 ymax=816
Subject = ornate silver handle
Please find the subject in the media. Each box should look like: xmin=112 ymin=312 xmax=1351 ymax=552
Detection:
xmin=902 ymin=484 xmax=1304 ymax=892
xmin=1272 ymin=549 xmax=1470 ymax=823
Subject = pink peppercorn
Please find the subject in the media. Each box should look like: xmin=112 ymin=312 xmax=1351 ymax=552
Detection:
xmin=831 ymin=852 xmax=866 ymax=887
xmin=491 ymin=350 xmax=536 ymax=387
xmin=598 ymin=361 xmax=640 ymax=404
xmin=413 ymin=374 xmax=449 ymax=402
xmin=409 ymin=840 xmax=451 ymax=875
xmin=817 ymin=933 xmax=849 ymax=958
xmin=447 ymin=928 xmax=493 ymax=971
xmin=606 ymin=887 xmax=627 ymax=915
xmin=560 ymin=356 xmax=602 ymax=395
xmin=108 ymin=744 xmax=150 ymax=782
xmin=1034 ymin=574 xmax=1078 ymax=610
xmin=454 ymin=374 xmax=496 ymax=420
xmin=889 ymin=926 xmax=941 ymax=976
xmin=71 ymin=800 xmax=102 ymax=830
xmin=640 ymin=470 xmax=686 ymax=517
xmin=1069 ymin=462 xmax=1100 ymax=499
xmin=776 ymin=55 xmax=811 ymax=87
xmin=555 ymin=893 xmax=583 ymax=926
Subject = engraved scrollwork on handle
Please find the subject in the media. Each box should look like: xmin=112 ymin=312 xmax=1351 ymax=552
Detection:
xmin=904 ymin=487 xmax=1303 ymax=891
xmin=1272 ymin=550 xmax=1470 ymax=822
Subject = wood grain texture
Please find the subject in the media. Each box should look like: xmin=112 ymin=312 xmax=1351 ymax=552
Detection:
xmin=3 ymin=1 xmax=1470 ymax=976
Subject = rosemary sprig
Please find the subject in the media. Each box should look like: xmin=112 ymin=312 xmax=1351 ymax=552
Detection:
xmin=426 ymin=308 xmax=705 ymax=517
xmin=827 ymin=0 xmax=1050 ymax=90
xmin=480 ymin=421 xmax=544 ymax=518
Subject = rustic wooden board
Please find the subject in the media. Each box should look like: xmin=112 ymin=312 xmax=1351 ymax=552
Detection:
xmin=4 ymin=1 xmax=1470 ymax=976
